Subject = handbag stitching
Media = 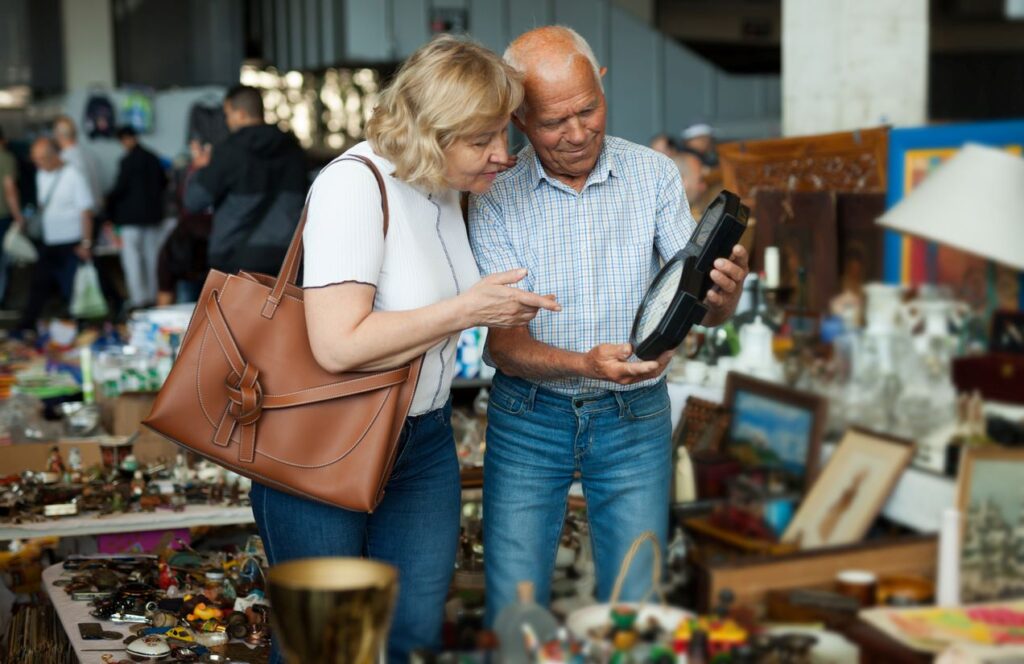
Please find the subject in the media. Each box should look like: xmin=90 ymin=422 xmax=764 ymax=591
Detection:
xmin=195 ymin=288 xmax=399 ymax=459
xmin=197 ymin=324 xmax=217 ymax=427
xmin=148 ymin=426 xmax=369 ymax=510
xmin=252 ymin=392 xmax=391 ymax=468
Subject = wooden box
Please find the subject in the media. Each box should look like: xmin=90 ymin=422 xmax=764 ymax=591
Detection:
xmin=691 ymin=534 xmax=937 ymax=612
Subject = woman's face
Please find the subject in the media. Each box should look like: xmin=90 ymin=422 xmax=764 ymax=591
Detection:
xmin=442 ymin=118 xmax=512 ymax=194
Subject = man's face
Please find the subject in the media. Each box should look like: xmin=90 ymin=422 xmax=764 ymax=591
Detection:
xmin=119 ymin=137 xmax=137 ymax=152
xmin=223 ymin=101 xmax=246 ymax=133
xmin=31 ymin=144 xmax=57 ymax=172
xmin=514 ymin=57 xmax=607 ymax=185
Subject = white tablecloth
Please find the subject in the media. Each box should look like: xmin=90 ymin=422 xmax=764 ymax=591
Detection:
xmin=0 ymin=504 xmax=254 ymax=541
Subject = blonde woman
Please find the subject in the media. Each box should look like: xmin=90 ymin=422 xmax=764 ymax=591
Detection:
xmin=249 ymin=36 xmax=559 ymax=663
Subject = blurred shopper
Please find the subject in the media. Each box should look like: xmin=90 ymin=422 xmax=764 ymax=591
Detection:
xmin=184 ymin=85 xmax=306 ymax=275
xmin=681 ymin=122 xmax=718 ymax=167
xmin=19 ymin=138 xmax=94 ymax=331
xmin=155 ymin=157 xmax=211 ymax=305
xmin=0 ymin=127 xmax=25 ymax=304
xmin=649 ymin=132 xmax=677 ymax=156
xmin=672 ymin=149 xmax=707 ymax=216
xmin=107 ymin=126 xmax=168 ymax=309
xmin=53 ymin=115 xmax=103 ymax=212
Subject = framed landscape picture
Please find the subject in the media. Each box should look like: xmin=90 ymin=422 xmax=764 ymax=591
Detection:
xmin=723 ymin=372 xmax=827 ymax=491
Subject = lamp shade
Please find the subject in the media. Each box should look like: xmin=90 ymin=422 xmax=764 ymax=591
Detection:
xmin=878 ymin=143 xmax=1024 ymax=271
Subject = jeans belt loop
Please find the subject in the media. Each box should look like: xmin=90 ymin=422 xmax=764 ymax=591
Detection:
xmin=613 ymin=390 xmax=628 ymax=418
xmin=526 ymin=383 xmax=538 ymax=413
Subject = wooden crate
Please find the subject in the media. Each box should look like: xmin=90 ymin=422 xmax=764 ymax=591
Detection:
xmin=692 ymin=534 xmax=937 ymax=613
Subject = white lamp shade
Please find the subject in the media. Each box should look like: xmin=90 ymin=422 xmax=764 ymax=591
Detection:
xmin=878 ymin=143 xmax=1024 ymax=271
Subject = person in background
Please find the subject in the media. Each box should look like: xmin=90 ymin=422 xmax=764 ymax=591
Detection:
xmin=106 ymin=126 xmax=168 ymax=310
xmin=681 ymin=122 xmax=718 ymax=167
xmin=19 ymin=138 xmax=94 ymax=332
xmin=469 ymin=26 xmax=748 ymax=623
xmin=53 ymin=115 xmax=103 ymax=213
xmin=649 ymin=133 xmax=677 ymax=157
xmin=0 ymin=127 xmax=25 ymax=305
xmin=672 ymin=149 xmax=707 ymax=217
xmin=184 ymin=86 xmax=306 ymax=275
xmin=155 ymin=154 xmax=211 ymax=305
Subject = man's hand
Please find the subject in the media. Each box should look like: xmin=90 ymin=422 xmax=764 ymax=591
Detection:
xmin=583 ymin=344 xmax=673 ymax=385
xmin=190 ymin=140 xmax=212 ymax=169
xmin=703 ymin=244 xmax=749 ymax=326
xmin=74 ymin=242 xmax=92 ymax=262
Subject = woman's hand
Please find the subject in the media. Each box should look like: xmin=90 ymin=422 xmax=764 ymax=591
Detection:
xmin=460 ymin=269 xmax=561 ymax=328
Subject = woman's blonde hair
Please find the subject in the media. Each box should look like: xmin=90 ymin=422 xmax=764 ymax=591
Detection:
xmin=366 ymin=35 xmax=523 ymax=192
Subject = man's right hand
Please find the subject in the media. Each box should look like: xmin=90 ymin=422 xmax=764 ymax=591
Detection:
xmin=583 ymin=344 xmax=673 ymax=385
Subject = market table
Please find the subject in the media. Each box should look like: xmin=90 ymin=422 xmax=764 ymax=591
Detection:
xmin=0 ymin=504 xmax=254 ymax=541
xmin=42 ymin=561 xmax=267 ymax=664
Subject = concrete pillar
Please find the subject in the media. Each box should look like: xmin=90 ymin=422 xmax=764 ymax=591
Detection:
xmin=61 ymin=0 xmax=115 ymax=90
xmin=782 ymin=0 xmax=928 ymax=136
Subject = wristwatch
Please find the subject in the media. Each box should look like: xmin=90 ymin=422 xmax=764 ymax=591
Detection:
xmin=79 ymin=239 xmax=93 ymax=249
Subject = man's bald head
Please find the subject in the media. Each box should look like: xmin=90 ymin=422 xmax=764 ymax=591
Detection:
xmin=504 ymin=26 xmax=608 ymax=192
xmin=504 ymin=26 xmax=603 ymax=95
xmin=31 ymin=137 xmax=61 ymax=171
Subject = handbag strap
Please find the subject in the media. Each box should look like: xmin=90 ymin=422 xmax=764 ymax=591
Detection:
xmin=262 ymin=154 xmax=390 ymax=319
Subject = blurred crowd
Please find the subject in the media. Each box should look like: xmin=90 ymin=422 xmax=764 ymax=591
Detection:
xmin=0 ymin=85 xmax=306 ymax=336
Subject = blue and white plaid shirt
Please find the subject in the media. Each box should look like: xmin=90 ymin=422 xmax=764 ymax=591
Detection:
xmin=469 ymin=136 xmax=697 ymax=396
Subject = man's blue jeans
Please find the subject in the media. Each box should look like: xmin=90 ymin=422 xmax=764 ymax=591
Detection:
xmin=250 ymin=400 xmax=460 ymax=664
xmin=483 ymin=373 xmax=672 ymax=624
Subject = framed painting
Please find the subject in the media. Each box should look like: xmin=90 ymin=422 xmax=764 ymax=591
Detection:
xmin=782 ymin=428 xmax=914 ymax=549
xmin=723 ymin=372 xmax=828 ymax=491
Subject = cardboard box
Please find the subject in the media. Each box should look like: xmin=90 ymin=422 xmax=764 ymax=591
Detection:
xmin=0 ymin=438 xmax=180 ymax=476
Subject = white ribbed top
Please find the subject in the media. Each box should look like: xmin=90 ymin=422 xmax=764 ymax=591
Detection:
xmin=303 ymin=142 xmax=481 ymax=415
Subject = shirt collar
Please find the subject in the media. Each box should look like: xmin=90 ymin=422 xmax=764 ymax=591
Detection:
xmin=528 ymin=139 xmax=616 ymax=193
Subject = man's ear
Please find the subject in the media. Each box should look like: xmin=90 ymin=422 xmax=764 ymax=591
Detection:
xmin=599 ymin=66 xmax=607 ymax=78
xmin=511 ymin=111 xmax=526 ymax=133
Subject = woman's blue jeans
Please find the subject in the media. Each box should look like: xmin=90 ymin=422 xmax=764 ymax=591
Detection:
xmin=250 ymin=399 xmax=460 ymax=664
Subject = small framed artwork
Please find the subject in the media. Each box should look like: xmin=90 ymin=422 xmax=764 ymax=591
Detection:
xmin=990 ymin=311 xmax=1024 ymax=354
xmin=723 ymin=371 xmax=828 ymax=491
xmin=782 ymin=428 xmax=914 ymax=549
xmin=956 ymin=446 xmax=1024 ymax=603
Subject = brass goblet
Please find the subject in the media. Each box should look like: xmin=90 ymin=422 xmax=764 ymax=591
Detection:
xmin=267 ymin=558 xmax=398 ymax=663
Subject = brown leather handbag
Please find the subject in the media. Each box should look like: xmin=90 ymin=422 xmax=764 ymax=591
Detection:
xmin=144 ymin=156 xmax=422 ymax=512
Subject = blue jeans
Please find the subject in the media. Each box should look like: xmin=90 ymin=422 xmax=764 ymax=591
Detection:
xmin=483 ymin=373 xmax=672 ymax=625
xmin=250 ymin=400 xmax=460 ymax=664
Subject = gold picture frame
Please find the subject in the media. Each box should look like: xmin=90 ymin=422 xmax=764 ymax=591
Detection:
xmin=782 ymin=428 xmax=914 ymax=549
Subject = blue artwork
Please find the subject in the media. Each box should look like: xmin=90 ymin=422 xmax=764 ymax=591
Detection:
xmin=728 ymin=390 xmax=814 ymax=477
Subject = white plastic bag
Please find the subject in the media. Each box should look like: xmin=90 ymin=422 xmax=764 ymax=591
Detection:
xmin=70 ymin=262 xmax=109 ymax=319
xmin=2 ymin=225 xmax=37 ymax=264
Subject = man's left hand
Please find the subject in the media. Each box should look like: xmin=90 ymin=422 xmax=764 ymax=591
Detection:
xmin=74 ymin=243 xmax=92 ymax=262
xmin=702 ymin=244 xmax=749 ymax=326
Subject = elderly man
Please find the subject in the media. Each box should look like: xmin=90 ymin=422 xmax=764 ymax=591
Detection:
xmin=469 ymin=26 xmax=748 ymax=620
xmin=19 ymin=138 xmax=94 ymax=331
xmin=54 ymin=116 xmax=103 ymax=213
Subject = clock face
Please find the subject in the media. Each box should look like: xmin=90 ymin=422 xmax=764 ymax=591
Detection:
xmin=635 ymin=259 xmax=684 ymax=343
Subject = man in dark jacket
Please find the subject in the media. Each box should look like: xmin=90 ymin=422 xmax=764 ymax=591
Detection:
xmin=108 ymin=126 xmax=168 ymax=308
xmin=184 ymin=85 xmax=307 ymax=275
